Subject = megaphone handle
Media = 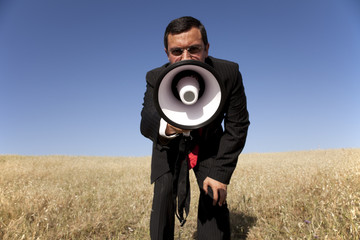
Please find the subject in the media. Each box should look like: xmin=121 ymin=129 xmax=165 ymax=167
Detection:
xmin=183 ymin=131 xmax=191 ymax=137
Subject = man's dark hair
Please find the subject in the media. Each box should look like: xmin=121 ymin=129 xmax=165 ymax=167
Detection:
xmin=164 ymin=16 xmax=208 ymax=50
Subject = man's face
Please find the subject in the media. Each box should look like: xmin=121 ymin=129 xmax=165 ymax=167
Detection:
xmin=165 ymin=27 xmax=209 ymax=64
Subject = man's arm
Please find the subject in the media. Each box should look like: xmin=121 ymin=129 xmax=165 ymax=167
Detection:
xmin=140 ymin=71 xmax=161 ymax=142
xmin=203 ymin=62 xmax=249 ymax=205
xmin=141 ymin=69 xmax=188 ymax=147
xmin=207 ymin=64 xmax=250 ymax=184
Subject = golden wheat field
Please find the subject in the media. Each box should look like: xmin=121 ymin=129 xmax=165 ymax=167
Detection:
xmin=1 ymin=148 xmax=359 ymax=240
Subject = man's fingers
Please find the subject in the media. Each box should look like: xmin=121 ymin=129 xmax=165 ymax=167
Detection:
xmin=212 ymin=187 xmax=218 ymax=206
xmin=203 ymin=177 xmax=227 ymax=206
xmin=218 ymin=189 xmax=227 ymax=206
xmin=203 ymin=181 xmax=209 ymax=195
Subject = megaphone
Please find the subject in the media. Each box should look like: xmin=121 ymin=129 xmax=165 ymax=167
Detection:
xmin=154 ymin=60 xmax=225 ymax=130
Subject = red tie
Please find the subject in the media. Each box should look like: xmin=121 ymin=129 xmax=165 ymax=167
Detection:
xmin=188 ymin=128 xmax=202 ymax=169
xmin=188 ymin=145 xmax=199 ymax=169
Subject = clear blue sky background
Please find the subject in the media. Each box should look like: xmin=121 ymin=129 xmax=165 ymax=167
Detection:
xmin=1 ymin=0 xmax=359 ymax=156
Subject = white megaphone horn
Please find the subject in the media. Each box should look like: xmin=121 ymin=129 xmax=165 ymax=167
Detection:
xmin=154 ymin=60 xmax=225 ymax=130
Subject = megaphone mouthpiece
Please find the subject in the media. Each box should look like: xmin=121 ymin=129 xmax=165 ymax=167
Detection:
xmin=177 ymin=76 xmax=200 ymax=105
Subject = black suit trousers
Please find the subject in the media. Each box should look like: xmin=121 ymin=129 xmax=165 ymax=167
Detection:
xmin=150 ymin=167 xmax=230 ymax=240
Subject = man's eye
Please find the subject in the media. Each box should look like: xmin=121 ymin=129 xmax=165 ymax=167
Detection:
xmin=171 ymin=49 xmax=183 ymax=56
xmin=188 ymin=46 xmax=201 ymax=54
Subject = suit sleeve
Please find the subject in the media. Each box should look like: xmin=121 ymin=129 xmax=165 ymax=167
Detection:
xmin=140 ymin=68 xmax=180 ymax=183
xmin=140 ymin=71 xmax=161 ymax=141
xmin=140 ymin=69 xmax=173 ymax=147
xmin=207 ymin=64 xmax=250 ymax=184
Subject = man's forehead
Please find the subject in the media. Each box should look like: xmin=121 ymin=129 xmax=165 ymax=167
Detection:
xmin=168 ymin=28 xmax=203 ymax=46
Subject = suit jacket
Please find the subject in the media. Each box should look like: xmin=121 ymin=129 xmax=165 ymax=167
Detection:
xmin=140 ymin=56 xmax=250 ymax=185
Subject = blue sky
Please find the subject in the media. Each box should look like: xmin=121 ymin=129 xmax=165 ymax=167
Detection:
xmin=1 ymin=0 xmax=359 ymax=156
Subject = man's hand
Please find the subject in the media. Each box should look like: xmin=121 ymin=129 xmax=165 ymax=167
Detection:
xmin=166 ymin=124 xmax=190 ymax=136
xmin=203 ymin=177 xmax=227 ymax=206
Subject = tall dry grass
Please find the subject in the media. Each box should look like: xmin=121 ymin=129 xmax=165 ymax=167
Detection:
xmin=1 ymin=148 xmax=359 ymax=239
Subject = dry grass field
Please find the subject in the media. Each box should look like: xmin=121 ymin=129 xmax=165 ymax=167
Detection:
xmin=1 ymin=148 xmax=359 ymax=239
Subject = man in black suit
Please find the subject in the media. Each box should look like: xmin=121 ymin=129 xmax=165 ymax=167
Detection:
xmin=140 ymin=16 xmax=250 ymax=240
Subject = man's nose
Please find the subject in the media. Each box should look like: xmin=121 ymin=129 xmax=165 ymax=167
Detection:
xmin=182 ymin=49 xmax=191 ymax=60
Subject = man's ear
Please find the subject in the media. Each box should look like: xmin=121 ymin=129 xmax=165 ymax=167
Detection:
xmin=164 ymin=48 xmax=169 ymax=56
xmin=204 ymin=43 xmax=210 ymax=58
